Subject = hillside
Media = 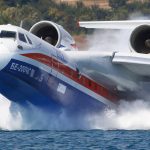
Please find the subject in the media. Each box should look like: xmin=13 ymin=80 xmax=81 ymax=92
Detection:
xmin=55 ymin=0 xmax=148 ymax=9
xmin=0 ymin=0 xmax=149 ymax=36
xmin=55 ymin=0 xmax=110 ymax=9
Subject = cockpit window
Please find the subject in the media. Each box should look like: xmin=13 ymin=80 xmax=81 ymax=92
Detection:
xmin=26 ymin=35 xmax=32 ymax=44
xmin=0 ymin=30 xmax=16 ymax=39
xmin=19 ymin=33 xmax=27 ymax=43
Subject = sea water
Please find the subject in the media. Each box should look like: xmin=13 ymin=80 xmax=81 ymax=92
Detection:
xmin=0 ymin=130 xmax=149 ymax=150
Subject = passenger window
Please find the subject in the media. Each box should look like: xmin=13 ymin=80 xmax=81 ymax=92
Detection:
xmin=19 ymin=33 xmax=27 ymax=43
xmin=26 ymin=35 xmax=32 ymax=44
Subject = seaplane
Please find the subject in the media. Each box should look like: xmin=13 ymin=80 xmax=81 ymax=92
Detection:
xmin=0 ymin=20 xmax=150 ymax=116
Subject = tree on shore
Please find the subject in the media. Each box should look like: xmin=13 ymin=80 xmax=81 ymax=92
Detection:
xmin=109 ymin=0 xmax=127 ymax=9
xmin=0 ymin=0 xmax=149 ymax=34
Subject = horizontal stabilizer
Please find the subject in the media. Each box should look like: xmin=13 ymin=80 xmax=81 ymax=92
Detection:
xmin=79 ymin=20 xmax=150 ymax=29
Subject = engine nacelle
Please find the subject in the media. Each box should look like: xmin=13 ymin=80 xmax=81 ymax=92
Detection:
xmin=130 ymin=25 xmax=150 ymax=54
xmin=30 ymin=21 xmax=77 ymax=51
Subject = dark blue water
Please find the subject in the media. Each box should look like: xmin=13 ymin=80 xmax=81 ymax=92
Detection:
xmin=0 ymin=130 xmax=149 ymax=150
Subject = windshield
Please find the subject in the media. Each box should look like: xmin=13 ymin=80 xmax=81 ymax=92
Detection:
xmin=0 ymin=30 xmax=16 ymax=39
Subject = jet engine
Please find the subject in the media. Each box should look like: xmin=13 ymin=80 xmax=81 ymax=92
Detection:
xmin=30 ymin=21 xmax=77 ymax=51
xmin=130 ymin=25 xmax=150 ymax=54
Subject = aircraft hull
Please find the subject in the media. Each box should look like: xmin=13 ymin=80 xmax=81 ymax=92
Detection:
xmin=0 ymin=57 xmax=113 ymax=116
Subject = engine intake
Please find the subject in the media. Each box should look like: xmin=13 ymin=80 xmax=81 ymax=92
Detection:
xmin=30 ymin=21 xmax=77 ymax=51
xmin=130 ymin=25 xmax=150 ymax=54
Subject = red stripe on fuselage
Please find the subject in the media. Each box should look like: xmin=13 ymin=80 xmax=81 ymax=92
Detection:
xmin=21 ymin=53 xmax=118 ymax=103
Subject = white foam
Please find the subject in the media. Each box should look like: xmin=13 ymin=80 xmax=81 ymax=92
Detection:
xmin=1 ymin=94 xmax=150 ymax=130
xmin=0 ymin=94 xmax=23 ymax=130
xmin=82 ymin=29 xmax=131 ymax=52
xmin=87 ymin=100 xmax=150 ymax=130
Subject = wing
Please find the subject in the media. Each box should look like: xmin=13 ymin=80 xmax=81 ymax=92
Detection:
xmin=112 ymin=52 xmax=150 ymax=77
xmin=79 ymin=20 xmax=150 ymax=29
xmin=64 ymin=51 xmax=149 ymax=91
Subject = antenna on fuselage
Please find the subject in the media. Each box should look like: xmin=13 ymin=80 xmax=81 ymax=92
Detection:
xmin=20 ymin=20 xmax=23 ymax=28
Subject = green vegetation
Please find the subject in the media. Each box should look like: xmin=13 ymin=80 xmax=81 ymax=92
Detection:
xmin=109 ymin=0 xmax=127 ymax=9
xmin=0 ymin=0 xmax=149 ymax=35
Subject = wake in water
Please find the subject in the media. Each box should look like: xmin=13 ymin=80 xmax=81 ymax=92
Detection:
xmin=0 ymin=94 xmax=23 ymax=130
xmin=1 ymin=94 xmax=150 ymax=130
xmin=0 ymin=95 xmax=92 ymax=130
xmin=87 ymin=100 xmax=150 ymax=130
